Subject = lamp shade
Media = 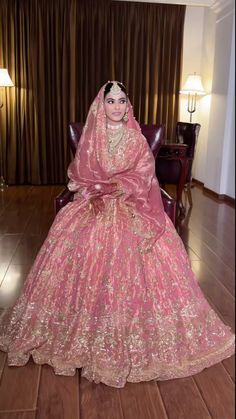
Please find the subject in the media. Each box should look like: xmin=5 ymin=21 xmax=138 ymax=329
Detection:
xmin=0 ymin=69 xmax=14 ymax=87
xmin=180 ymin=73 xmax=205 ymax=95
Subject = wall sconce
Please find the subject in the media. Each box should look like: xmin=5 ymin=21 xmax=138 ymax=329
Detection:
xmin=0 ymin=68 xmax=14 ymax=190
xmin=180 ymin=72 xmax=205 ymax=122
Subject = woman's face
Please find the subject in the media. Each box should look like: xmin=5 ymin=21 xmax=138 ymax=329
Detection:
xmin=104 ymin=91 xmax=127 ymax=125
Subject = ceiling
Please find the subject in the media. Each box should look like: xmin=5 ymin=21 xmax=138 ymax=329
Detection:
xmin=116 ymin=0 xmax=235 ymax=14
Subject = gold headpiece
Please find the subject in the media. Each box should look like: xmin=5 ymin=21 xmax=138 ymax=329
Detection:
xmin=110 ymin=81 xmax=122 ymax=95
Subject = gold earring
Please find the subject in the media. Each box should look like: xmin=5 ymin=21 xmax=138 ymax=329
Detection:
xmin=123 ymin=112 xmax=128 ymax=122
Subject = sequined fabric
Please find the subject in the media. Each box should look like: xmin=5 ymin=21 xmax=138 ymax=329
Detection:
xmin=0 ymin=84 xmax=234 ymax=388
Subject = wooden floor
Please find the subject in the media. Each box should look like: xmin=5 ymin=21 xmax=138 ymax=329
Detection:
xmin=0 ymin=185 xmax=234 ymax=419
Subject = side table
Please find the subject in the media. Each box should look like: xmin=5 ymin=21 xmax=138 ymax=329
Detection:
xmin=156 ymin=143 xmax=189 ymax=216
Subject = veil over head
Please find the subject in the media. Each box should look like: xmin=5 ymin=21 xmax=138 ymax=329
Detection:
xmin=68 ymin=82 xmax=141 ymax=189
xmin=67 ymin=81 xmax=166 ymax=251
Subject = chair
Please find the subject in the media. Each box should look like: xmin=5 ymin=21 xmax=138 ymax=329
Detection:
xmin=68 ymin=122 xmax=84 ymax=155
xmin=140 ymin=124 xmax=165 ymax=158
xmin=55 ymin=122 xmax=177 ymax=225
xmin=156 ymin=122 xmax=201 ymax=210
xmin=176 ymin=122 xmax=201 ymax=206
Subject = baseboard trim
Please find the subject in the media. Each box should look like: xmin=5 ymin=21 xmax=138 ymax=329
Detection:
xmin=192 ymin=178 xmax=235 ymax=208
xmin=192 ymin=179 xmax=204 ymax=188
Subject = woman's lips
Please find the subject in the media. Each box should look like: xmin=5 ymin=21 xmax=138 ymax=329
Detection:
xmin=112 ymin=112 xmax=121 ymax=116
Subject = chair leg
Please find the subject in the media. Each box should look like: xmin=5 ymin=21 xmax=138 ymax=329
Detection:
xmin=185 ymin=183 xmax=193 ymax=207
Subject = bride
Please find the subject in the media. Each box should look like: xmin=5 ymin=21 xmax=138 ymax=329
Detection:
xmin=0 ymin=81 xmax=234 ymax=388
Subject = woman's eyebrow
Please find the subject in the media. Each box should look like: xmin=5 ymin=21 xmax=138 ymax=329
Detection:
xmin=105 ymin=96 xmax=126 ymax=101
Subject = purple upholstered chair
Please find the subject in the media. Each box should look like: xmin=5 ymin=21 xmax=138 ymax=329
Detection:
xmin=55 ymin=122 xmax=177 ymax=225
xmin=176 ymin=122 xmax=201 ymax=206
xmin=156 ymin=122 xmax=201 ymax=208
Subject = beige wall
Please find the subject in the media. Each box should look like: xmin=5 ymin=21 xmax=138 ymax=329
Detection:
xmin=205 ymin=11 xmax=235 ymax=197
xmin=180 ymin=4 xmax=235 ymax=198
xmin=121 ymin=0 xmax=235 ymax=197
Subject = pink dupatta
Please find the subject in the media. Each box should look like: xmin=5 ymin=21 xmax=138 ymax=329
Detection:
xmin=67 ymin=83 xmax=166 ymax=252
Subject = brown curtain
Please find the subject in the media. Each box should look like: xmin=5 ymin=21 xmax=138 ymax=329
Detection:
xmin=0 ymin=0 xmax=185 ymax=185
xmin=110 ymin=1 xmax=186 ymax=140
xmin=0 ymin=0 xmax=110 ymax=184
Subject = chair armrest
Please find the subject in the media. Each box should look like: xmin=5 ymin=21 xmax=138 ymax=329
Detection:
xmin=160 ymin=188 xmax=176 ymax=225
xmin=54 ymin=187 xmax=75 ymax=214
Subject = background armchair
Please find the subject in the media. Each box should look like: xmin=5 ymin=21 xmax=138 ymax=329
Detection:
xmin=156 ymin=122 xmax=201 ymax=211
xmin=176 ymin=122 xmax=201 ymax=206
xmin=55 ymin=123 xmax=177 ymax=225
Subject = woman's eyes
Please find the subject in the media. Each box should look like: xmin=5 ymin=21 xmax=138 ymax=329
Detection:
xmin=107 ymin=99 xmax=126 ymax=104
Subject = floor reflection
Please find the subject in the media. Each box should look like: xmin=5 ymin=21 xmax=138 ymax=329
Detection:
xmin=0 ymin=265 xmax=29 ymax=308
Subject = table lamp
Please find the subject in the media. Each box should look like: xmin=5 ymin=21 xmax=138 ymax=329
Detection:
xmin=180 ymin=72 xmax=205 ymax=122
xmin=0 ymin=68 xmax=14 ymax=190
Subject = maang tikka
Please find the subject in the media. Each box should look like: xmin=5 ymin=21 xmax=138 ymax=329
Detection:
xmin=110 ymin=81 xmax=128 ymax=121
xmin=110 ymin=81 xmax=122 ymax=95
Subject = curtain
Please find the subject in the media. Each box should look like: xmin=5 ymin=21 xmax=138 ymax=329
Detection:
xmin=0 ymin=0 xmax=185 ymax=185
xmin=110 ymin=2 xmax=186 ymax=140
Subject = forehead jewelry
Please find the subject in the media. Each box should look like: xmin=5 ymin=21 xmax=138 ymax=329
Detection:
xmin=110 ymin=81 xmax=122 ymax=95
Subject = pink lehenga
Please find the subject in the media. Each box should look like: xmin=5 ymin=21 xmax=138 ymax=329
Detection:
xmin=0 ymin=84 xmax=234 ymax=388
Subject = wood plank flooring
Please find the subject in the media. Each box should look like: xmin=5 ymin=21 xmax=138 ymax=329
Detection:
xmin=0 ymin=185 xmax=234 ymax=419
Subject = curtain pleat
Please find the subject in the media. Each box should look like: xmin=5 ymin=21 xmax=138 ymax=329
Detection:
xmin=0 ymin=0 xmax=185 ymax=184
xmin=110 ymin=2 xmax=185 ymax=140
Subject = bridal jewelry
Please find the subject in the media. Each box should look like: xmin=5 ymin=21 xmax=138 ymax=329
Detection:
xmin=123 ymin=111 xmax=129 ymax=122
xmin=110 ymin=82 xmax=122 ymax=95
xmin=107 ymin=126 xmax=124 ymax=153
xmin=107 ymin=123 xmax=123 ymax=130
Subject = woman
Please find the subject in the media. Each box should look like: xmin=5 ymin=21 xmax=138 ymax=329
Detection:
xmin=0 ymin=81 xmax=234 ymax=388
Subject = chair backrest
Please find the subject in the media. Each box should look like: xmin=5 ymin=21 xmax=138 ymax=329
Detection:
xmin=140 ymin=124 xmax=165 ymax=158
xmin=68 ymin=122 xmax=165 ymax=160
xmin=68 ymin=122 xmax=84 ymax=156
xmin=175 ymin=122 xmax=201 ymax=159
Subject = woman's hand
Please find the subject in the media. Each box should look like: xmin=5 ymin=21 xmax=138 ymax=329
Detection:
xmin=89 ymin=196 xmax=105 ymax=215
xmin=110 ymin=189 xmax=124 ymax=198
xmin=81 ymin=182 xmax=123 ymax=213
xmin=88 ymin=182 xmax=123 ymax=214
xmin=86 ymin=182 xmax=122 ymax=198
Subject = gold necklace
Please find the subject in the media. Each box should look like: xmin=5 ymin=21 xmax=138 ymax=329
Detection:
xmin=107 ymin=127 xmax=124 ymax=153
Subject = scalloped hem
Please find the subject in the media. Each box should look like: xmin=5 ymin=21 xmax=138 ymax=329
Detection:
xmin=1 ymin=337 xmax=235 ymax=388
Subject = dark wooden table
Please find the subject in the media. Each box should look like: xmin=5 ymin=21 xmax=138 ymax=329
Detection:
xmin=156 ymin=143 xmax=189 ymax=216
